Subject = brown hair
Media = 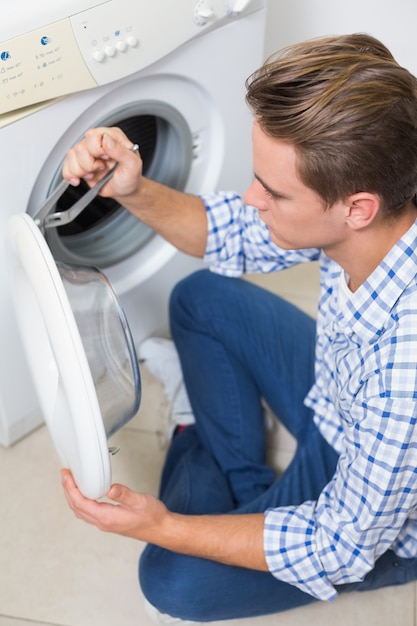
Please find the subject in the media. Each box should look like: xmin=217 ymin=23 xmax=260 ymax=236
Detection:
xmin=246 ymin=34 xmax=417 ymax=214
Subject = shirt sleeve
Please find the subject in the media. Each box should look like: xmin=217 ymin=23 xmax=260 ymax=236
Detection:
xmin=201 ymin=191 xmax=320 ymax=276
xmin=264 ymin=393 xmax=417 ymax=601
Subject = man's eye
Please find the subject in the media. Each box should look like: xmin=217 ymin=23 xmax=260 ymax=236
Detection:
xmin=264 ymin=188 xmax=279 ymax=200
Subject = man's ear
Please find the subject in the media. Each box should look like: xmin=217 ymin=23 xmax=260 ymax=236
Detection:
xmin=344 ymin=192 xmax=381 ymax=230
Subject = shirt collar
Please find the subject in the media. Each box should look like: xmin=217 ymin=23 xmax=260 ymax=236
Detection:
xmin=334 ymin=218 xmax=417 ymax=342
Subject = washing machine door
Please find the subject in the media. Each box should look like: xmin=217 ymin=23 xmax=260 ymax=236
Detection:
xmin=8 ymin=213 xmax=140 ymax=500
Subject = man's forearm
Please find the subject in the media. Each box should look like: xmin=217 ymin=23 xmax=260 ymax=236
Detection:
xmin=144 ymin=510 xmax=269 ymax=571
xmin=62 ymin=472 xmax=269 ymax=572
xmin=118 ymin=177 xmax=209 ymax=258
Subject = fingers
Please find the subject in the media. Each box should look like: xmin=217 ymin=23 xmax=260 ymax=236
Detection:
xmin=61 ymin=469 xmax=121 ymax=532
xmin=61 ymin=469 xmax=166 ymax=541
xmin=107 ymin=483 xmax=139 ymax=508
xmin=62 ymin=129 xmax=107 ymax=185
xmin=62 ymin=127 xmax=142 ymax=194
xmin=61 ymin=469 xmax=102 ymax=521
xmin=61 ymin=470 xmax=137 ymax=529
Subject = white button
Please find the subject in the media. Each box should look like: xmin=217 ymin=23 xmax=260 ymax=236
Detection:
xmin=92 ymin=50 xmax=105 ymax=62
xmin=193 ymin=0 xmax=215 ymax=25
xmin=127 ymin=36 xmax=138 ymax=47
xmin=197 ymin=7 xmax=214 ymax=18
xmin=225 ymin=0 xmax=250 ymax=14
xmin=116 ymin=40 xmax=127 ymax=52
xmin=104 ymin=45 xmax=116 ymax=57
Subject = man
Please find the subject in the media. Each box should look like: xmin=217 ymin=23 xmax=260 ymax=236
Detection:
xmin=62 ymin=34 xmax=417 ymax=622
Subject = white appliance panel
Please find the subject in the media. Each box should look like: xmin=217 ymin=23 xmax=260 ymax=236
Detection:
xmin=0 ymin=2 xmax=267 ymax=446
xmin=0 ymin=0 xmax=265 ymax=116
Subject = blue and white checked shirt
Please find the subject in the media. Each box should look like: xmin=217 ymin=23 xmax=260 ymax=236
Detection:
xmin=201 ymin=191 xmax=417 ymax=601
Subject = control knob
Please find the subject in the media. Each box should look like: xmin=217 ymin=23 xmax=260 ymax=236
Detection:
xmin=193 ymin=1 xmax=215 ymax=26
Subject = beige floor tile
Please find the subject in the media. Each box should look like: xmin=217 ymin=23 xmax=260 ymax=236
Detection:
xmin=265 ymin=410 xmax=297 ymax=453
xmin=0 ymin=425 xmax=165 ymax=626
xmin=0 ymin=615 xmax=51 ymax=626
xmin=245 ymin=262 xmax=320 ymax=317
xmin=0 ymin=615 xmax=50 ymax=626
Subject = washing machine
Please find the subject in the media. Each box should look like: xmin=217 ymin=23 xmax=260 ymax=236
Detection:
xmin=0 ymin=0 xmax=267 ymax=478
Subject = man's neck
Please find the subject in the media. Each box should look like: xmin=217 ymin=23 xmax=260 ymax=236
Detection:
xmin=325 ymin=204 xmax=417 ymax=293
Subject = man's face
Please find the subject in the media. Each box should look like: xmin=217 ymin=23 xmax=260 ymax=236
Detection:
xmin=244 ymin=123 xmax=348 ymax=252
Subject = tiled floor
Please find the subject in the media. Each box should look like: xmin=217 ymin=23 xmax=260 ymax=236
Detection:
xmin=1 ymin=264 xmax=416 ymax=625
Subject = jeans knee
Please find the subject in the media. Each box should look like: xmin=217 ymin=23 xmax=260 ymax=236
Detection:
xmin=169 ymin=269 xmax=216 ymax=333
xmin=139 ymin=545 xmax=208 ymax=621
xmin=170 ymin=269 xmax=210 ymax=311
xmin=169 ymin=268 xmax=239 ymax=326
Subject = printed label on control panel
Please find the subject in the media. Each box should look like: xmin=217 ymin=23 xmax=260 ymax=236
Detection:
xmin=0 ymin=18 xmax=97 ymax=116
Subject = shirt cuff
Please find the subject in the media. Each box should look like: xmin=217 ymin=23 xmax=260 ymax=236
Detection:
xmin=264 ymin=507 xmax=339 ymax=602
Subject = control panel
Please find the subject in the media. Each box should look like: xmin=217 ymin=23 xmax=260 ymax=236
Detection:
xmin=0 ymin=0 xmax=265 ymax=117
xmin=0 ymin=20 xmax=96 ymax=115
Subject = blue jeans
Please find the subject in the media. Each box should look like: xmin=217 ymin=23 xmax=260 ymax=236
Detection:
xmin=139 ymin=270 xmax=417 ymax=621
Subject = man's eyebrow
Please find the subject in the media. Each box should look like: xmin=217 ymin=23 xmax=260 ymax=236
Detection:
xmin=254 ymin=173 xmax=291 ymax=200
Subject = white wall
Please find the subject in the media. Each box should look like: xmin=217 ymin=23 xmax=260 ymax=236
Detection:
xmin=265 ymin=0 xmax=417 ymax=75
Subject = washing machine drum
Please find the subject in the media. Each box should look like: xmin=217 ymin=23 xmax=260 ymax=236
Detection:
xmin=8 ymin=213 xmax=141 ymax=499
